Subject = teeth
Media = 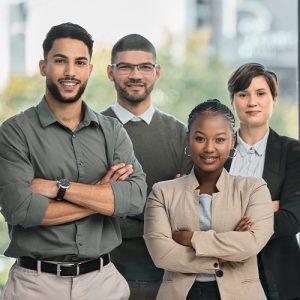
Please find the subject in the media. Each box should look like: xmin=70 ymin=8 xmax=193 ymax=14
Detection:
xmin=203 ymin=157 xmax=216 ymax=161
xmin=62 ymin=82 xmax=76 ymax=86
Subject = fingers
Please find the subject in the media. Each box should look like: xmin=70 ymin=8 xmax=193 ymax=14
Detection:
xmin=272 ymin=200 xmax=280 ymax=212
xmin=98 ymin=163 xmax=133 ymax=184
xmin=234 ymin=216 xmax=254 ymax=231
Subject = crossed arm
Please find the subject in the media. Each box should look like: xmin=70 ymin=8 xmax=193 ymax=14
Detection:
xmin=30 ymin=163 xmax=133 ymax=226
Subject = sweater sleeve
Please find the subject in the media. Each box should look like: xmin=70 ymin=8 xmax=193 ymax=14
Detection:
xmin=107 ymin=120 xmax=147 ymax=217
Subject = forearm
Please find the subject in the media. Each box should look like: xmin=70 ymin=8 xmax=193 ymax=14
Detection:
xmin=64 ymin=182 xmax=115 ymax=216
xmin=41 ymin=200 xmax=96 ymax=225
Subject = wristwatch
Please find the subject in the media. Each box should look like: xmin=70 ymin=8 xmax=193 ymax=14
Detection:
xmin=56 ymin=178 xmax=70 ymax=201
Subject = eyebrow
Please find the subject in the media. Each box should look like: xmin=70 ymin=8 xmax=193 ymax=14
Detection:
xmin=52 ymin=54 xmax=89 ymax=61
xmin=194 ymin=131 xmax=228 ymax=135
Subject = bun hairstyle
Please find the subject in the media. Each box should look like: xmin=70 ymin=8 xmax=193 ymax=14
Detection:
xmin=187 ymin=99 xmax=235 ymax=133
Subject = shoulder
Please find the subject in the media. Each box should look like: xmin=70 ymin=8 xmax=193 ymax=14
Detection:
xmin=152 ymin=174 xmax=189 ymax=192
xmin=223 ymin=170 xmax=267 ymax=191
xmin=96 ymin=111 xmax=122 ymax=129
xmin=153 ymin=109 xmax=187 ymax=130
xmin=100 ymin=106 xmax=115 ymax=117
xmin=1 ymin=106 xmax=36 ymax=132
xmin=268 ymin=128 xmax=300 ymax=157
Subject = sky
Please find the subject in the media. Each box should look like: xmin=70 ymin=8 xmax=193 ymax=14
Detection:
xmin=0 ymin=0 xmax=187 ymax=89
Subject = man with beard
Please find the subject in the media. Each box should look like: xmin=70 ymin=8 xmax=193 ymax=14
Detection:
xmin=0 ymin=23 xmax=147 ymax=300
xmin=101 ymin=34 xmax=193 ymax=300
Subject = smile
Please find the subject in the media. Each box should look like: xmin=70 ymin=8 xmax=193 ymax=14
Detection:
xmin=201 ymin=156 xmax=218 ymax=162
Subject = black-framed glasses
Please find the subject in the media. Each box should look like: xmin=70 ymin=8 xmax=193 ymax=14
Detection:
xmin=111 ymin=63 xmax=157 ymax=75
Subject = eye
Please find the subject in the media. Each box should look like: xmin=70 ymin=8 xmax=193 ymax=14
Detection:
xmin=237 ymin=92 xmax=247 ymax=98
xmin=76 ymin=60 xmax=87 ymax=66
xmin=215 ymin=137 xmax=226 ymax=144
xmin=195 ymin=136 xmax=206 ymax=142
xmin=139 ymin=64 xmax=154 ymax=72
xmin=257 ymin=91 xmax=266 ymax=96
xmin=54 ymin=58 xmax=66 ymax=64
xmin=117 ymin=64 xmax=132 ymax=71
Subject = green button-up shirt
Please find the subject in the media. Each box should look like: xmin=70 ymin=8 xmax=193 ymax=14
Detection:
xmin=0 ymin=98 xmax=146 ymax=260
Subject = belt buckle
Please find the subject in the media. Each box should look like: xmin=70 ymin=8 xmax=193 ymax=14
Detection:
xmin=56 ymin=262 xmax=79 ymax=277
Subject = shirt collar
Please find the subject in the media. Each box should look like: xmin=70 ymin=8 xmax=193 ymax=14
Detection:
xmin=236 ymin=129 xmax=269 ymax=157
xmin=37 ymin=97 xmax=99 ymax=129
xmin=112 ymin=102 xmax=155 ymax=125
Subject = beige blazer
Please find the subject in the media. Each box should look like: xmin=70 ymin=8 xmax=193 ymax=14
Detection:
xmin=144 ymin=169 xmax=273 ymax=300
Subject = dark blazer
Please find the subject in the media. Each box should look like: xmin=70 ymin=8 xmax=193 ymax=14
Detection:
xmin=225 ymin=128 xmax=300 ymax=300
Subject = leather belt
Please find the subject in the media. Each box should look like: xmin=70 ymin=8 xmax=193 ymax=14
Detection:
xmin=17 ymin=254 xmax=110 ymax=277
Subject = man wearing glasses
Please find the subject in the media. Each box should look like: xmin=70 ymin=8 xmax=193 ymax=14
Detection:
xmin=101 ymin=34 xmax=193 ymax=299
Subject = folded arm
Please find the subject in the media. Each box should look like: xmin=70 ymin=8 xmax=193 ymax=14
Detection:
xmin=144 ymin=184 xmax=219 ymax=274
xmin=191 ymin=180 xmax=274 ymax=262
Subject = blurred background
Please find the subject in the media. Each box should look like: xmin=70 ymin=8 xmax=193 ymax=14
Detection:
xmin=0 ymin=0 xmax=298 ymax=291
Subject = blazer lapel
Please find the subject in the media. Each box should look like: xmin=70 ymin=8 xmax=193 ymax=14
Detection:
xmin=262 ymin=129 xmax=282 ymax=198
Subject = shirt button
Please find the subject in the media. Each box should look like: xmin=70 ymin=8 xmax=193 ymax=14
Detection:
xmin=214 ymin=262 xmax=219 ymax=268
xmin=72 ymin=134 xmax=76 ymax=138
xmin=78 ymin=242 xmax=83 ymax=246
xmin=216 ymin=270 xmax=224 ymax=277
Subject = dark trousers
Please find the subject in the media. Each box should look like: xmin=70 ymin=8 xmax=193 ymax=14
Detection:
xmin=187 ymin=281 xmax=221 ymax=300
xmin=128 ymin=280 xmax=161 ymax=300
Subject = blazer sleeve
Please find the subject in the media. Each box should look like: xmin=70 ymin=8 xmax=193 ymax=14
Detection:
xmin=191 ymin=179 xmax=274 ymax=262
xmin=143 ymin=183 xmax=219 ymax=274
xmin=274 ymin=139 xmax=300 ymax=236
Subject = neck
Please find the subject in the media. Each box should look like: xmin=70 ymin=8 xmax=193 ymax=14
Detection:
xmin=238 ymin=124 xmax=269 ymax=145
xmin=117 ymin=97 xmax=152 ymax=116
xmin=44 ymin=93 xmax=83 ymax=131
xmin=194 ymin=167 xmax=222 ymax=194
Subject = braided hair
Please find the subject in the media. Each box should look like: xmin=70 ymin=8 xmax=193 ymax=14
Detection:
xmin=187 ymin=99 xmax=235 ymax=132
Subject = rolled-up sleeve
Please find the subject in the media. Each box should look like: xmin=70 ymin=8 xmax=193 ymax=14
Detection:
xmin=0 ymin=118 xmax=48 ymax=228
xmin=106 ymin=120 xmax=147 ymax=217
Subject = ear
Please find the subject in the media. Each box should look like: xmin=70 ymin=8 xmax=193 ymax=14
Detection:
xmin=107 ymin=65 xmax=114 ymax=81
xmin=88 ymin=63 xmax=93 ymax=77
xmin=155 ymin=64 xmax=161 ymax=80
xmin=39 ymin=59 xmax=46 ymax=76
xmin=231 ymin=133 xmax=236 ymax=149
xmin=186 ymin=132 xmax=190 ymax=147
xmin=273 ymin=96 xmax=278 ymax=107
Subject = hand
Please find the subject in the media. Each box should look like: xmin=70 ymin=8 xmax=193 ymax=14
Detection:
xmin=272 ymin=200 xmax=280 ymax=212
xmin=234 ymin=216 xmax=254 ymax=231
xmin=97 ymin=163 xmax=133 ymax=184
xmin=30 ymin=178 xmax=58 ymax=199
xmin=172 ymin=230 xmax=193 ymax=247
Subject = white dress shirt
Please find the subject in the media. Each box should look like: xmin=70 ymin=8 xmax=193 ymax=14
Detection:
xmin=230 ymin=130 xmax=269 ymax=178
xmin=111 ymin=102 xmax=155 ymax=125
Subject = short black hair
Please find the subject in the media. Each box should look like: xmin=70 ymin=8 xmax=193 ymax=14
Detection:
xmin=188 ymin=99 xmax=235 ymax=132
xmin=111 ymin=34 xmax=156 ymax=63
xmin=42 ymin=22 xmax=94 ymax=59
xmin=227 ymin=62 xmax=278 ymax=102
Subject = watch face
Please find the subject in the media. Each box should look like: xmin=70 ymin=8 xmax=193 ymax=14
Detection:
xmin=59 ymin=178 xmax=70 ymax=189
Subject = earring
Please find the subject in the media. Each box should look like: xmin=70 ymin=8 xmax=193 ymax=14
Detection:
xmin=184 ymin=146 xmax=191 ymax=157
xmin=228 ymin=148 xmax=237 ymax=159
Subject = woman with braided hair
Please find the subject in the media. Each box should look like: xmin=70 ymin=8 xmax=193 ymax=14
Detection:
xmin=226 ymin=62 xmax=300 ymax=300
xmin=144 ymin=99 xmax=274 ymax=300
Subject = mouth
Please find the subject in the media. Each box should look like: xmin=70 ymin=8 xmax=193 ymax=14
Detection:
xmin=200 ymin=156 xmax=219 ymax=163
xmin=59 ymin=79 xmax=80 ymax=91
xmin=246 ymin=110 xmax=261 ymax=116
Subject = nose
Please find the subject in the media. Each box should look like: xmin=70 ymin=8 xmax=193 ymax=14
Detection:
xmin=247 ymin=95 xmax=257 ymax=107
xmin=204 ymin=140 xmax=214 ymax=152
xmin=64 ymin=62 xmax=76 ymax=77
xmin=128 ymin=66 xmax=143 ymax=79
